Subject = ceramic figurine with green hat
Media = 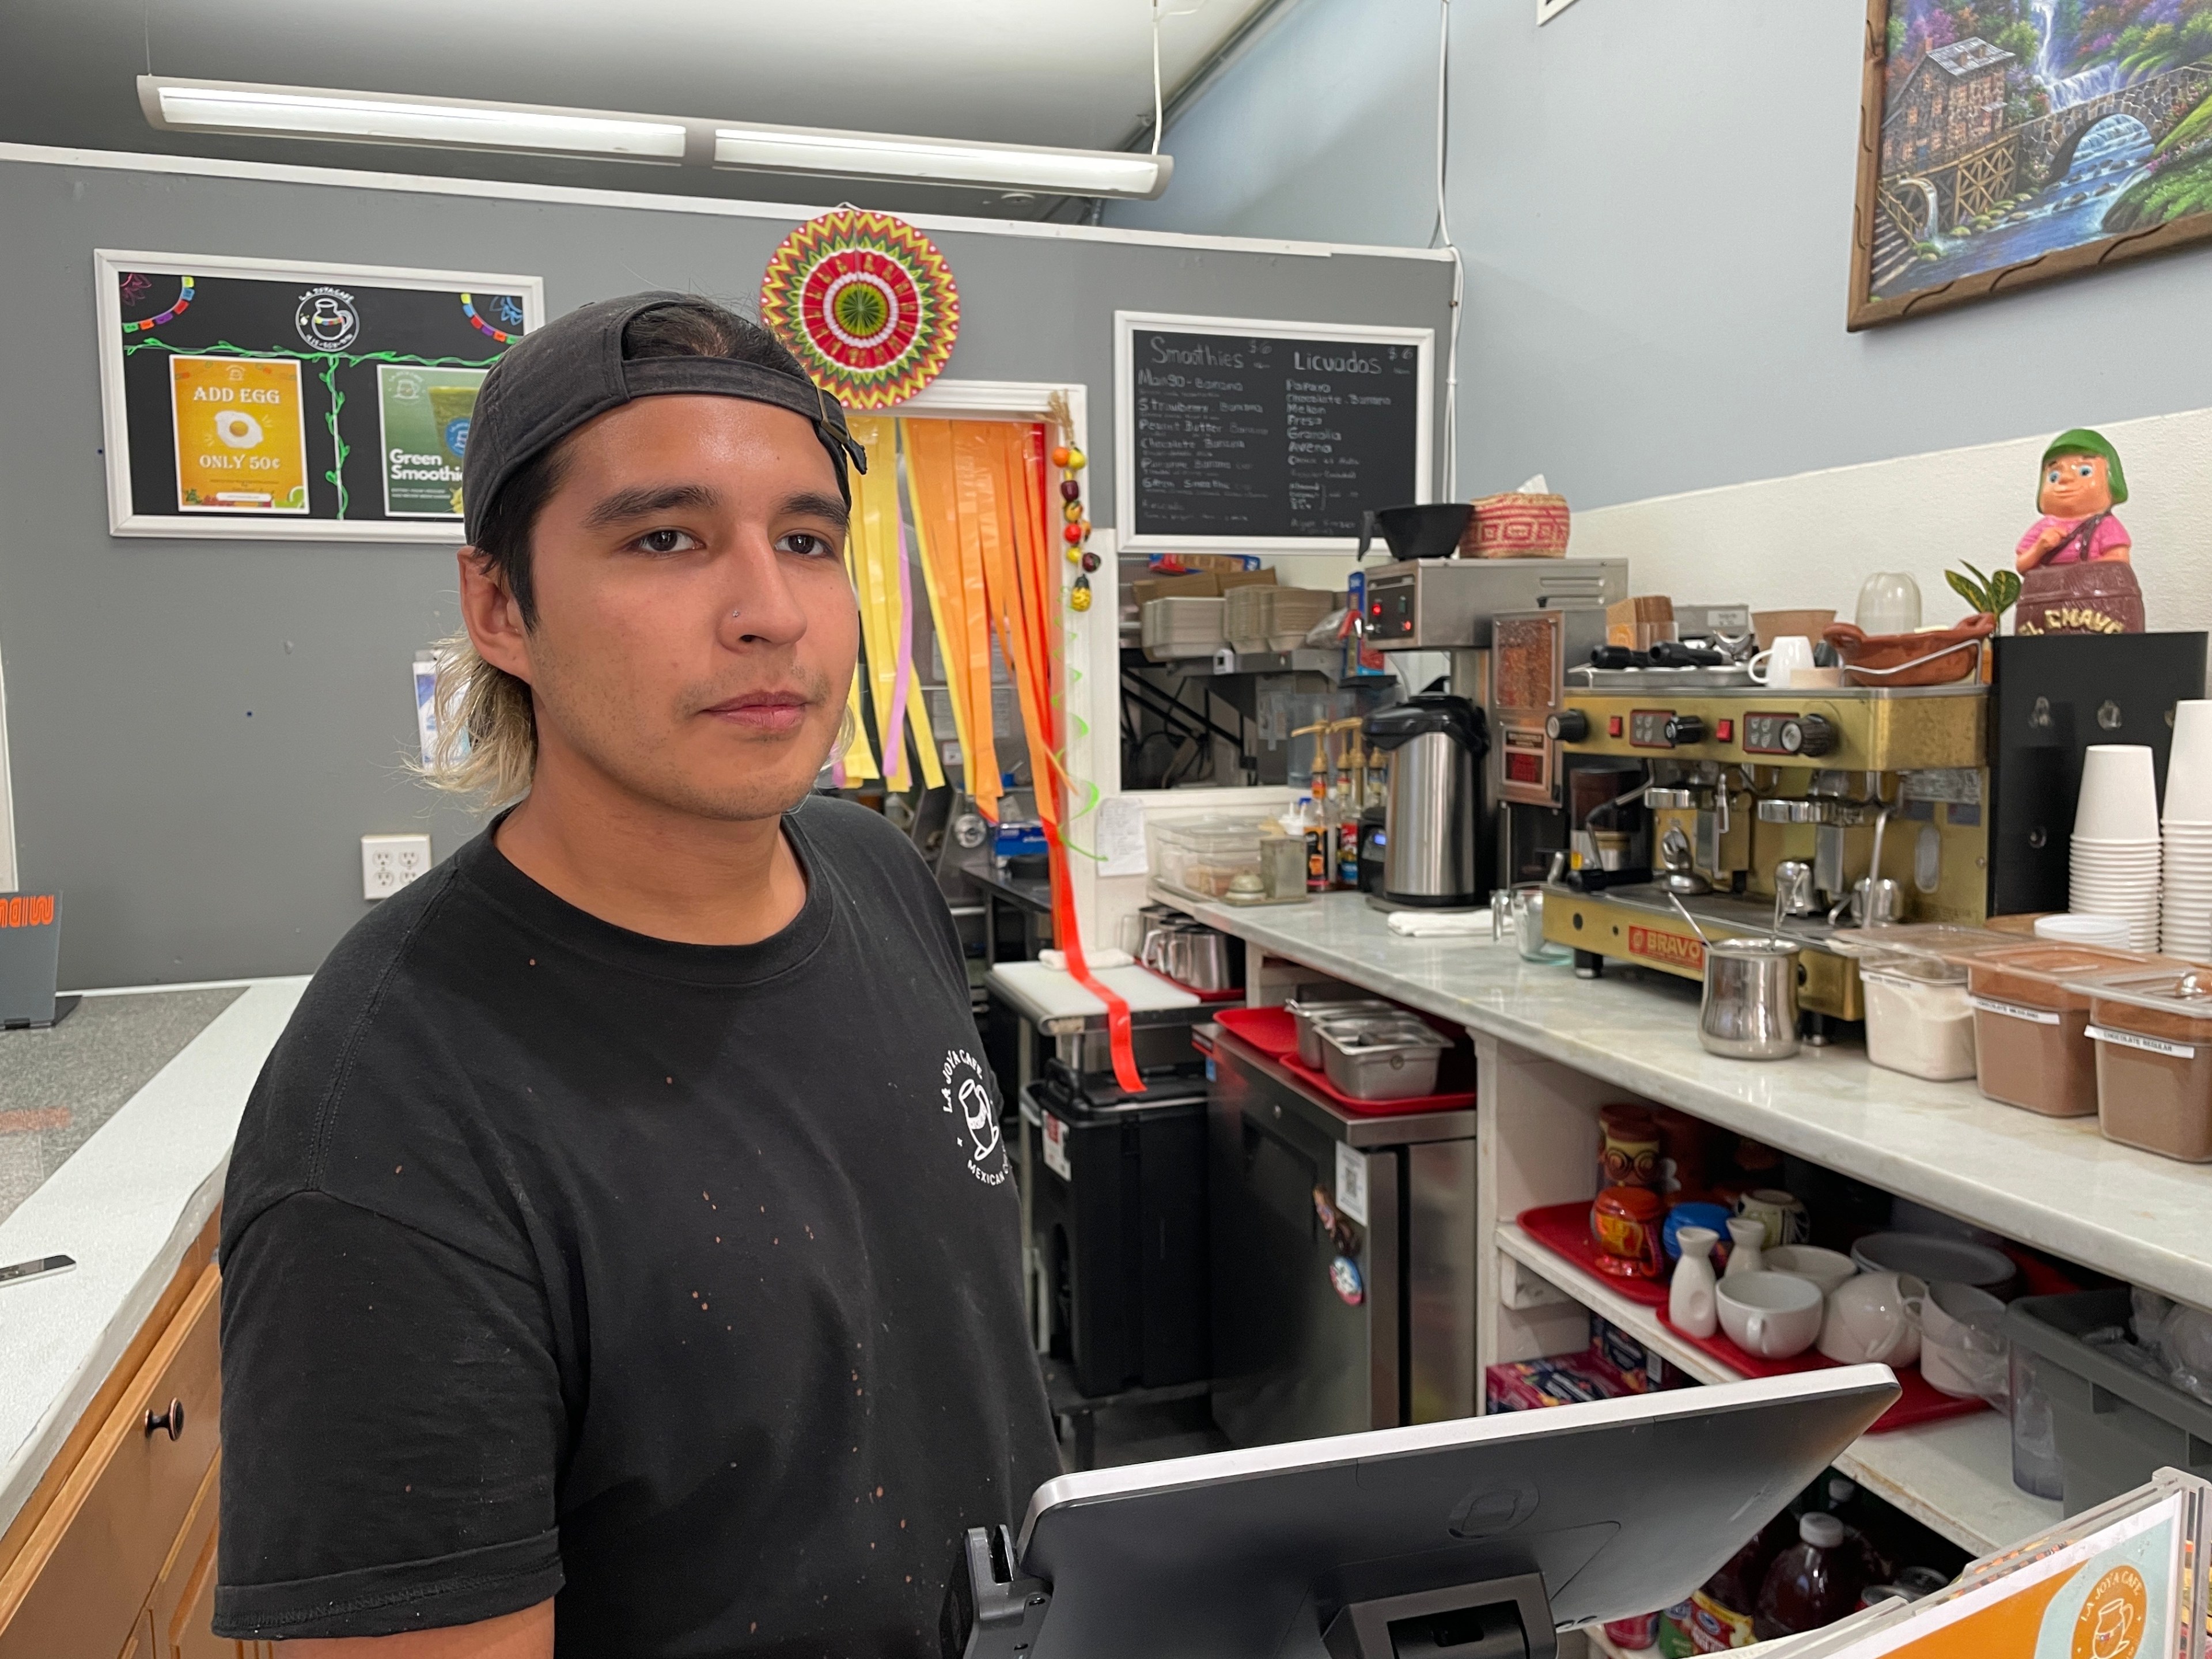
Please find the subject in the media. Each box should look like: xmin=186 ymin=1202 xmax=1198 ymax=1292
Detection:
xmin=2017 ymin=428 xmax=2131 ymax=570
xmin=2013 ymin=427 xmax=2145 ymax=635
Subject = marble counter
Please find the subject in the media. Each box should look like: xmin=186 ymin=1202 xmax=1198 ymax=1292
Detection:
xmin=1158 ymin=891 xmax=2212 ymax=1312
xmin=0 ymin=977 xmax=305 ymax=1539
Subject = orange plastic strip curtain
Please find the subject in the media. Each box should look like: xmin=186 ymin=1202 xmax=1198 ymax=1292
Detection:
xmin=899 ymin=425 xmax=977 ymax=796
xmin=984 ymin=420 xmax=1142 ymax=1094
xmin=902 ymin=419 xmax=1000 ymax=820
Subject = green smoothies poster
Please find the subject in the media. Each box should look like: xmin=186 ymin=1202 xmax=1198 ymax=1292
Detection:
xmin=377 ymin=365 xmax=484 ymax=518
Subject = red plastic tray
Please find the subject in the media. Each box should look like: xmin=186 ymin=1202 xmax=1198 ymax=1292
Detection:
xmin=1515 ymin=1202 xmax=1989 ymax=1434
xmin=1134 ymin=963 xmax=1244 ymax=1003
xmin=1214 ymin=1006 xmax=1475 ymax=1117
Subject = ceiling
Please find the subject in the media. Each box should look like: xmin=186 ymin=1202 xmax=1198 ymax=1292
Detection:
xmin=0 ymin=0 xmax=1282 ymax=220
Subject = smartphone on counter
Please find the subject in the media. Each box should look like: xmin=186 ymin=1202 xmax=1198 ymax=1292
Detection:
xmin=0 ymin=1255 xmax=76 ymax=1287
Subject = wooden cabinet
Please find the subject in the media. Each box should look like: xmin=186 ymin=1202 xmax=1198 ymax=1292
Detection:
xmin=0 ymin=1220 xmax=268 ymax=1659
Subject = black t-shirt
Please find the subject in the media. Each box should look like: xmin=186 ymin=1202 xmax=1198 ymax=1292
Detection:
xmin=214 ymin=798 xmax=1059 ymax=1656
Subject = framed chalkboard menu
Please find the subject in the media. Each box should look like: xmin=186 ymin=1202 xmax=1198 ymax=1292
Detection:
xmin=1114 ymin=312 xmax=1433 ymax=553
xmin=95 ymin=250 xmax=543 ymax=541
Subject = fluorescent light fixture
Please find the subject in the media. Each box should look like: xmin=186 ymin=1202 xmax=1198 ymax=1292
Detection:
xmin=711 ymin=122 xmax=1171 ymax=199
xmin=136 ymin=75 xmax=1172 ymax=199
xmin=139 ymin=77 xmax=687 ymax=162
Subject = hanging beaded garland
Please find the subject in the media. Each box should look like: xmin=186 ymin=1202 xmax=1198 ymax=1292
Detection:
xmin=760 ymin=210 xmax=960 ymax=409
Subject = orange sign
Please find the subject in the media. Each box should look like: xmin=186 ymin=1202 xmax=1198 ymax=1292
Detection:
xmin=170 ymin=356 xmax=309 ymax=513
xmin=1627 ymin=925 xmax=1705 ymax=973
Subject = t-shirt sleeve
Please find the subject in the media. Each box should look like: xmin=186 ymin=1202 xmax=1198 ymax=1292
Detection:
xmin=215 ymin=1190 xmax=566 ymax=1641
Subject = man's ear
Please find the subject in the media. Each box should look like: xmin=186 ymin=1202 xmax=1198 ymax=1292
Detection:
xmin=457 ymin=547 xmax=532 ymax=684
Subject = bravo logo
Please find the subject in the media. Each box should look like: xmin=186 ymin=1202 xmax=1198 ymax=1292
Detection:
xmin=1627 ymin=925 xmax=1705 ymax=972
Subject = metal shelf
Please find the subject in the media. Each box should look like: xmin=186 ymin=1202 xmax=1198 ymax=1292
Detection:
xmin=1494 ymin=1224 xmax=2063 ymax=1557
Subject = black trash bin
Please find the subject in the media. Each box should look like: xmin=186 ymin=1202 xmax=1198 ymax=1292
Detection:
xmin=1027 ymin=1066 xmax=1209 ymax=1398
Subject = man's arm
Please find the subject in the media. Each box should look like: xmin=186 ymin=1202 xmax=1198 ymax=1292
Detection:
xmin=218 ymin=1192 xmax=567 ymax=1643
xmin=289 ymin=1599 xmax=554 ymax=1657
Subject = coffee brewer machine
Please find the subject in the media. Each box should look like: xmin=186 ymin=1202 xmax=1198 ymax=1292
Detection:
xmin=1539 ymin=679 xmax=1990 ymax=1031
xmin=1360 ymin=558 xmax=1629 ymax=903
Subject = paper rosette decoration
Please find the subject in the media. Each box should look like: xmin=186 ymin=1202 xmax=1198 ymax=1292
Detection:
xmin=760 ymin=211 xmax=960 ymax=409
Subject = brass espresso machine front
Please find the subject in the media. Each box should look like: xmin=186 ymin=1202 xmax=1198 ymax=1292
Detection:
xmin=1539 ymin=683 xmax=1988 ymax=1029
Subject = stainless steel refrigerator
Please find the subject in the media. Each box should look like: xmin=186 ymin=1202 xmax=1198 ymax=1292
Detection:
xmin=1199 ymin=1021 xmax=1476 ymax=1446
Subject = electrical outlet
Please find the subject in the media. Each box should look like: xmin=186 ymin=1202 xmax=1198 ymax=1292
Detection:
xmin=361 ymin=834 xmax=433 ymax=901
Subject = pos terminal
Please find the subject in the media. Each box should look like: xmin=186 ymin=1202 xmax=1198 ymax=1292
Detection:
xmin=946 ymin=1367 xmax=1899 ymax=1659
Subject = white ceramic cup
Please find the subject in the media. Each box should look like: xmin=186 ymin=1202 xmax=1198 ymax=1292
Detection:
xmin=1717 ymin=1270 xmax=1825 ymax=1359
xmin=2074 ymin=745 xmax=2161 ymax=842
xmin=1818 ymin=1271 xmax=1926 ymax=1366
xmin=1748 ymin=636 xmax=1815 ymax=688
xmin=1763 ymin=1245 xmax=1857 ymax=1297
xmin=1919 ymin=1281 xmax=2009 ymax=1398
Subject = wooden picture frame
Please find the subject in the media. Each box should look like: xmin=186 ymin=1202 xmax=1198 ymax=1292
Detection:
xmin=1849 ymin=0 xmax=2212 ymax=330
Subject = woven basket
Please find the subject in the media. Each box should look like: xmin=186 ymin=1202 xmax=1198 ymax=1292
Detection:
xmin=1464 ymin=492 xmax=1571 ymax=558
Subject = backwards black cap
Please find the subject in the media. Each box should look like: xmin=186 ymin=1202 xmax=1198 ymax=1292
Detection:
xmin=460 ymin=291 xmax=869 ymax=545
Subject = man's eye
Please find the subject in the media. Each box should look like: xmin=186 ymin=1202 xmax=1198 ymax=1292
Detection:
xmin=634 ymin=528 xmax=702 ymax=555
xmin=777 ymin=532 xmax=838 ymax=558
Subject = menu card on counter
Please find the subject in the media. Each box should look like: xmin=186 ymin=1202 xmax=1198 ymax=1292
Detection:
xmin=1771 ymin=1470 xmax=2206 ymax=1659
xmin=1115 ymin=313 xmax=1431 ymax=551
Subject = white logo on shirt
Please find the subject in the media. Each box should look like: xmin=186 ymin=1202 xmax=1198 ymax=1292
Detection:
xmin=941 ymin=1048 xmax=1007 ymax=1186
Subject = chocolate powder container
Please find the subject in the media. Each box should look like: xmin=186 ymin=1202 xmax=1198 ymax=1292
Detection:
xmin=1963 ymin=943 xmax=2166 ymax=1117
xmin=2074 ymin=968 xmax=2212 ymax=1162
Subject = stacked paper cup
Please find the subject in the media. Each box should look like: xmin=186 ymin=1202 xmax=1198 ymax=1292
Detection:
xmin=2070 ymin=744 xmax=2162 ymax=950
xmin=2161 ymin=703 xmax=2212 ymax=958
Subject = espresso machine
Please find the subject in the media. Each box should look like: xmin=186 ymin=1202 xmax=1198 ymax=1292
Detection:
xmin=1360 ymin=558 xmax=1629 ymax=903
xmin=1539 ymin=679 xmax=1991 ymax=1032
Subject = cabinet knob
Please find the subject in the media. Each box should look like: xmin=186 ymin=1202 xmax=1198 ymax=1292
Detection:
xmin=144 ymin=1398 xmax=185 ymax=1441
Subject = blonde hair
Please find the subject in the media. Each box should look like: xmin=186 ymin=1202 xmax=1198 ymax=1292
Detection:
xmin=418 ymin=632 xmax=536 ymax=807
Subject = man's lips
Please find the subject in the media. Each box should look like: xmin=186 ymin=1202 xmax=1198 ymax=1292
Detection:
xmin=701 ymin=691 xmax=816 ymax=734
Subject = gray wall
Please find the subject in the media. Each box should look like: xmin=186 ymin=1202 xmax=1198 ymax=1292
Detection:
xmin=1108 ymin=0 xmax=2212 ymax=509
xmin=0 ymin=151 xmax=1452 ymax=988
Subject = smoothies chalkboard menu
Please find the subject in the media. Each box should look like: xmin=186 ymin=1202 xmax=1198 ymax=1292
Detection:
xmin=96 ymin=251 xmax=544 ymax=541
xmin=1113 ymin=312 xmax=1433 ymax=552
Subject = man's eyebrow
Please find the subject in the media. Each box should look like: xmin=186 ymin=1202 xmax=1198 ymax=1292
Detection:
xmin=582 ymin=482 xmax=721 ymax=529
xmin=783 ymin=491 xmax=851 ymax=531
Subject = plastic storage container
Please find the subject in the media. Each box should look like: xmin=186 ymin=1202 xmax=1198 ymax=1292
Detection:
xmin=1860 ymin=951 xmax=1977 ymax=1081
xmin=1149 ymin=817 xmax=1264 ymax=899
xmin=1961 ymin=943 xmax=2158 ymax=1116
xmin=2073 ymin=967 xmax=2212 ymax=1162
xmin=2003 ymin=1288 xmax=2212 ymax=1512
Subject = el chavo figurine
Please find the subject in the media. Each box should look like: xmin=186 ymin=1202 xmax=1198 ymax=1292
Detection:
xmin=2013 ymin=427 xmax=2145 ymax=635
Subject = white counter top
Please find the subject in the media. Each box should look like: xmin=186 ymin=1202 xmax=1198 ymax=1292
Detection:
xmin=0 ymin=977 xmax=305 ymax=1539
xmin=1157 ymin=891 xmax=2212 ymax=1312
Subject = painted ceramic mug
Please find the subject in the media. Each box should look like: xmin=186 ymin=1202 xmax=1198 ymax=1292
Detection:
xmin=1736 ymin=1188 xmax=1808 ymax=1249
xmin=1597 ymin=1104 xmax=1662 ymax=1190
xmin=1590 ymin=1185 xmax=1666 ymax=1280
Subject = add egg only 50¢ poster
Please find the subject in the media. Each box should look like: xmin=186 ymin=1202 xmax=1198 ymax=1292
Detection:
xmin=169 ymin=356 xmax=309 ymax=514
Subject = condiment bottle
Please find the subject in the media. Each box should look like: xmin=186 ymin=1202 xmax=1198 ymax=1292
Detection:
xmin=1723 ymin=1215 xmax=1765 ymax=1279
xmin=1753 ymin=1512 xmax=1862 ymax=1641
xmin=1662 ymin=1512 xmax=1793 ymax=1652
xmin=1669 ymin=1226 xmax=1720 ymax=1339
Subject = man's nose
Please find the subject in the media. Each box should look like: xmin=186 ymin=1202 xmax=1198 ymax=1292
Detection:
xmin=715 ymin=534 xmax=810 ymax=647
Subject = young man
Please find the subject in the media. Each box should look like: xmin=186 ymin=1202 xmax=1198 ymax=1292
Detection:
xmin=215 ymin=294 xmax=1059 ymax=1657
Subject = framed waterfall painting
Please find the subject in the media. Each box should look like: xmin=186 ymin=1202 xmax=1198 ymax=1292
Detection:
xmin=1849 ymin=0 xmax=2212 ymax=328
